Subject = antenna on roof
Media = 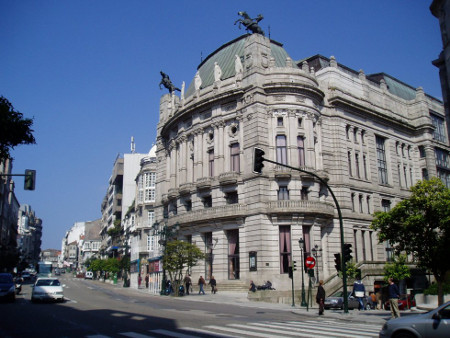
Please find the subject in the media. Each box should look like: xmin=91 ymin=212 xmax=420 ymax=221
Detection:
xmin=200 ymin=51 xmax=203 ymax=63
xmin=268 ymin=25 xmax=271 ymax=39
xmin=131 ymin=136 xmax=136 ymax=154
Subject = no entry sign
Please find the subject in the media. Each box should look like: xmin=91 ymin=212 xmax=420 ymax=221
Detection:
xmin=305 ymin=256 xmax=316 ymax=269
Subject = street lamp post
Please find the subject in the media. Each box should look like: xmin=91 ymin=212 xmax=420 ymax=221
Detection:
xmin=299 ymin=238 xmax=307 ymax=307
xmin=311 ymin=245 xmax=322 ymax=284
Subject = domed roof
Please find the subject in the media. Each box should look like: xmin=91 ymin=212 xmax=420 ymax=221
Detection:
xmin=185 ymin=34 xmax=296 ymax=98
xmin=148 ymin=144 xmax=156 ymax=158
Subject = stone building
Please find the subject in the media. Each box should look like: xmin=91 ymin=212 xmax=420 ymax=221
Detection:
xmin=154 ymin=31 xmax=448 ymax=297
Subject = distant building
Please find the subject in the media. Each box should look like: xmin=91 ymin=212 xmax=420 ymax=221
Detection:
xmin=0 ymin=158 xmax=20 ymax=272
xmin=17 ymin=204 xmax=42 ymax=268
xmin=80 ymin=219 xmax=102 ymax=268
xmin=153 ymin=32 xmax=448 ymax=297
xmin=40 ymin=249 xmax=60 ymax=268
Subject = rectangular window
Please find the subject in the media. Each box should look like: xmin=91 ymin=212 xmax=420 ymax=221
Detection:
xmin=404 ymin=166 xmax=408 ymax=188
xmin=276 ymin=135 xmax=287 ymax=165
xmin=230 ymin=143 xmax=240 ymax=172
xmin=355 ymin=153 xmax=360 ymax=178
xmin=226 ymin=191 xmax=239 ymax=204
xmin=351 ymin=193 xmax=355 ymax=212
xmin=298 ymin=118 xmax=303 ymax=128
xmin=431 ymin=113 xmax=447 ymax=143
xmin=208 ymin=149 xmax=214 ymax=177
xmin=363 ymin=154 xmax=368 ymax=179
xmin=228 ymin=229 xmax=240 ymax=280
xmin=376 ymin=136 xmax=388 ymax=184
xmin=147 ymin=210 xmax=154 ymax=227
xmin=277 ymin=117 xmax=284 ymax=126
xmin=297 ymin=136 xmax=305 ymax=167
xmin=279 ymin=226 xmax=291 ymax=274
xmin=366 ymin=196 xmax=371 ymax=214
xmin=301 ymin=186 xmax=309 ymax=200
xmin=278 ymin=186 xmax=289 ymax=200
xmin=348 ymin=151 xmax=352 ymax=176
xmin=381 ymin=199 xmax=391 ymax=212
xmin=437 ymin=169 xmax=450 ymax=188
xmin=203 ymin=196 xmax=212 ymax=208
xmin=359 ymin=194 xmax=364 ymax=213
xmin=435 ymin=148 xmax=450 ymax=169
xmin=185 ymin=200 xmax=192 ymax=211
xmin=419 ymin=146 xmax=426 ymax=158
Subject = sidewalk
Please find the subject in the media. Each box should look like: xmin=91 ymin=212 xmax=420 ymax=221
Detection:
xmin=116 ymin=282 xmax=420 ymax=326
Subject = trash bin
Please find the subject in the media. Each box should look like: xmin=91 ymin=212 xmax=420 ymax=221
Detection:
xmin=113 ymin=273 xmax=117 ymax=285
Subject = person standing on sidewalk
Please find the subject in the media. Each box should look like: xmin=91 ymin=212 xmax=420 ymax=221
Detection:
xmin=145 ymin=273 xmax=149 ymax=289
xmin=209 ymin=276 xmax=217 ymax=294
xmin=183 ymin=274 xmax=191 ymax=295
xmin=316 ymin=280 xmax=325 ymax=315
xmin=198 ymin=275 xmax=206 ymax=295
xmin=388 ymin=278 xmax=401 ymax=318
xmin=352 ymin=277 xmax=366 ymax=310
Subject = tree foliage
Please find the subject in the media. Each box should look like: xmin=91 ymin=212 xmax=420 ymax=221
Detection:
xmin=383 ymin=254 xmax=411 ymax=282
xmin=163 ymin=240 xmax=205 ymax=296
xmin=371 ymin=178 xmax=450 ymax=304
xmin=0 ymin=96 xmax=36 ymax=160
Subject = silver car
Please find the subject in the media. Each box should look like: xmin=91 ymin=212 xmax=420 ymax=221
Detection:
xmin=379 ymin=301 xmax=450 ymax=338
xmin=31 ymin=277 xmax=64 ymax=303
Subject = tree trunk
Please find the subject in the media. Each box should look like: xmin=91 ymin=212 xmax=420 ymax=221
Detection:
xmin=437 ymin=279 xmax=444 ymax=306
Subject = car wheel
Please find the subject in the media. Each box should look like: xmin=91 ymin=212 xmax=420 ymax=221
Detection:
xmin=393 ymin=330 xmax=416 ymax=338
xmin=365 ymin=303 xmax=371 ymax=310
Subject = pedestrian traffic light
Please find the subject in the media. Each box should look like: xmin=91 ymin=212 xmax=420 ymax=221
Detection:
xmin=288 ymin=261 xmax=297 ymax=279
xmin=253 ymin=147 xmax=265 ymax=174
xmin=24 ymin=169 xmax=36 ymax=191
xmin=343 ymin=243 xmax=353 ymax=263
xmin=334 ymin=253 xmax=341 ymax=272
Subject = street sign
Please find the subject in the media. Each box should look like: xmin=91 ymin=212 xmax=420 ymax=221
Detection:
xmin=305 ymin=256 xmax=316 ymax=269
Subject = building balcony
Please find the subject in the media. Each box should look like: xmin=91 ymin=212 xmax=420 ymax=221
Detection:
xmin=196 ymin=177 xmax=212 ymax=190
xmin=168 ymin=188 xmax=179 ymax=199
xmin=273 ymin=165 xmax=292 ymax=179
xmin=168 ymin=204 xmax=248 ymax=226
xmin=265 ymin=200 xmax=335 ymax=217
xmin=218 ymin=172 xmax=239 ymax=185
xmin=179 ymin=183 xmax=195 ymax=195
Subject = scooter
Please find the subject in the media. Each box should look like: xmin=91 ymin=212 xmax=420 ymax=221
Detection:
xmin=14 ymin=277 xmax=22 ymax=295
xmin=257 ymin=280 xmax=275 ymax=290
xmin=178 ymin=284 xmax=185 ymax=296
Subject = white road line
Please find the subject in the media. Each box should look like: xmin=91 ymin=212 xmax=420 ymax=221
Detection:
xmin=180 ymin=326 xmax=241 ymax=338
xmin=204 ymin=325 xmax=285 ymax=338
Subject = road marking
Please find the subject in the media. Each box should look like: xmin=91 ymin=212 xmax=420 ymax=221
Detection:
xmin=180 ymin=326 xmax=241 ymax=338
xmin=204 ymin=325 xmax=281 ymax=337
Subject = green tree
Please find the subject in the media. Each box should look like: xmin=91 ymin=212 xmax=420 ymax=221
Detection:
xmin=383 ymin=254 xmax=411 ymax=282
xmin=371 ymin=178 xmax=450 ymax=305
xmin=0 ymin=96 xmax=36 ymax=161
xmin=163 ymin=240 xmax=205 ymax=296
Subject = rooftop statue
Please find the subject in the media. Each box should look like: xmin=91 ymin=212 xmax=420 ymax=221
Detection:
xmin=234 ymin=11 xmax=264 ymax=36
xmin=159 ymin=71 xmax=181 ymax=94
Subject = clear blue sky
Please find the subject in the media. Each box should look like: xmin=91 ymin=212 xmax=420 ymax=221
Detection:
xmin=0 ymin=1 xmax=442 ymax=250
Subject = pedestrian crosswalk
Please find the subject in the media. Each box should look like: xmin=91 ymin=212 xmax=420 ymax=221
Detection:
xmin=86 ymin=319 xmax=381 ymax=338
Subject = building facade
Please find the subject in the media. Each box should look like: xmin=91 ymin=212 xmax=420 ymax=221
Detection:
xmin=153 ymin=32 xmax=448 ymax=296
xmin=17 ymin=204 xmax=42 ymax=268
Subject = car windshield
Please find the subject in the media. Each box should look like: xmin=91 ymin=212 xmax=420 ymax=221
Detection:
xmin=0 ymin=275 xmax=13 ymax=283
xmin=36 ymin=279 xmax=60 ymax=286
xmin=331 ymin=291 xmax=344 ymax=297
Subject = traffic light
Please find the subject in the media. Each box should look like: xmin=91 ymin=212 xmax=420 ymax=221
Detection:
xmin=288 ymin=261 xmax=297 ymax=279
xmin=334 ymin=253 xmax=341 ymax=272
xmin=343 ymin=243 xmax=353 ymax=264
xmin=24 ymin=169 xmax=36 ymax=191
xmin=253 ymin=147 xmax=265 ymax=174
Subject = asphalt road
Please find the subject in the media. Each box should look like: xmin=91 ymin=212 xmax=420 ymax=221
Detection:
xmin=0 ymin=275 xmax=315 ymax=337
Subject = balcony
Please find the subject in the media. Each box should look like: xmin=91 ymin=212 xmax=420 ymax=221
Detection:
xmin=218 ymin=172 xmax=239 ymax=185
xmin=168 ymin=188 xmax=179 ymax=199
xmin=168 ymin=204 xmax=248 ymax=226
xmin=265 ymin=200 xmax=335 ymax=217
xmin=196 ymin=177 xmax=212 ymax=190
xmin=273 ymin=165 xmax=292 ymax=179
xmin=179 ymin=183 xmax=195 ymax=195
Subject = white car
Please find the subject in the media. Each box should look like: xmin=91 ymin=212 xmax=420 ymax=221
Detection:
xmin=85 ymin=271 xmax=93 ymax=279
xmin=31 ymin=278 xmax=64 ymax=303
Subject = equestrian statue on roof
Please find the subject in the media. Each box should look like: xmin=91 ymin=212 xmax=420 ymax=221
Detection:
xmin=159 ymin=71 xmax=181 ymax=94
xmin=234 ymin=11 xmax=264 ymax=36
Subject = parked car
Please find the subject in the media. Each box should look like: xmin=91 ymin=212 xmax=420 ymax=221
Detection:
xmin=0 ymin=273 xmax=15 ymax=302
xmin=85 ymin=271 xmax=93 ymax=279
xmin=31 ymin=277 xmax=64 ymax=303
xmin=324 ymin=290 xmax=372 ymax=310
xmin=379 ymin=300 xmax=450 ymax=337
xmin=21 ymin=272 xmax=31 ymax=281
xmin=384 ymin=294 xmax=416 ymax=310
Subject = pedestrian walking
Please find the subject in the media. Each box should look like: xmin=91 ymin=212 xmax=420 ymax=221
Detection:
xmin=198 ymin=275 xmax=206 ymax=295
xmin=145 ymin=273 xmax=149 ymax=289
xmin=352 ymin=277 xmax=366 ymax=310
xmin=388 ymin=278 xmax=401 ymax=318
xmin=183 ymin=274 xmax=191 ymax=295
xmin=209 ymin=276 xmax=217 ymax=294
xmin=376 ymin=289 xmax=383 ymax=310
xmin=138 ymin=274 xmax=142 ymax=289
xmin=316 ymin=280 xmax=325 ymax=315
